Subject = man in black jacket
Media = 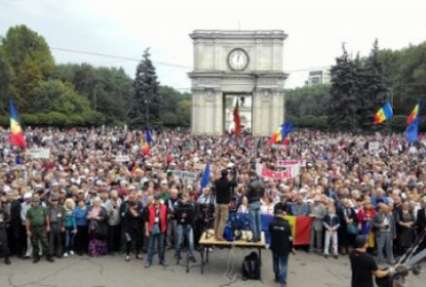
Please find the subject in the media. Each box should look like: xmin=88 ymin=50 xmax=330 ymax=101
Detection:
xmin=213 ymin=169 xmax=234 ymax=240
xmin=0 ymin=195 xmax=11 ymax=264
xmin=269 ymin=202 xmax=293 ymax=287
xmin=416 ymin=197 xmax=426 ymax=251
xmin=174 ymin=193 xmax=196 ymax=262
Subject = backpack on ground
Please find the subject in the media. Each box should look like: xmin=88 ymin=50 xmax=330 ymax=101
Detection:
xmin=241 ymin=251 xmax=260 ymax=280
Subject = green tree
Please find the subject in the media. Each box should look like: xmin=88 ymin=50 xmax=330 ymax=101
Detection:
xmin=129 ymin=48 xmax=160 ymax=127
xmin=285 ymin=84 xmax=330 ymax=118
xmin=357 ymin=40 xmax=389 ymax=130
xmin=53 ymin=64 xmax=132 ymax=124
xmin=1 ymin=25 xmax=54 ymax=111
xmin=0 ymin=47 xmax=15 ymax=113
xmin=158 ymin=86 xmax=191 ymax=127
xmin=328 ymin=45 xmax=360 ymax=131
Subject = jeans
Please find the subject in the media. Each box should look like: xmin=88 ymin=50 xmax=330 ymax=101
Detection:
xmin=272 ymin=253 xmax=289 ymax=285
xmin=64 ymin=227 xmax=75 ymax=253
xmin=376 ymin=232 xmax=394 ymax=264
xmin=147 ymin=233 xmax=165 ymax=264
xmin=324 ymin=230 xmax=338 ymax=256
xmin=167 ymin=219 xmax=177 ymax=247
xmin=175 ymin=225 xmax=194 ymax=259
xmin=249 ymin=202 xmax=261 ymax=241
xmin=48 ymin=225 xmax=63 ymax=257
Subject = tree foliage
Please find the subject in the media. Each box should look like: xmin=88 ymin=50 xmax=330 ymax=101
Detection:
xmin=129 ymin=48 xmax=161 ymax=128
xmin=53 ymin=64 xmax=133 ymax=124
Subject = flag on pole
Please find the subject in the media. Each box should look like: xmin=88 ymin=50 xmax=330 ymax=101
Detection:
xmin=270 ymin=121 xmax=294 ymax=144
xmin=233 ymin=100 xmax=241 ymax=136
xmin=200 ymin=163 xmax=210 ymax=191
xmin=407 ymin=104 xmax=419 ymax=125
xmin=8 ymin=98 xmax=27 ymax=149
xmin=141 ymin=130 xmax=153 ymax=156
xmin=406 ymin=118 xmax=419 ymax=144
xmin=374 ymin=101 xmax=393 ymax=124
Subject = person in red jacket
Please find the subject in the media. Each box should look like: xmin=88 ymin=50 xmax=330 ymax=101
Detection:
xmin=144 ymin=194 xmax=167 ymax=268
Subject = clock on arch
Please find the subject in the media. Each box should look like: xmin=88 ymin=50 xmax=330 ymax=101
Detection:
xmin=227 ymin=48 xmax=249 ymax=71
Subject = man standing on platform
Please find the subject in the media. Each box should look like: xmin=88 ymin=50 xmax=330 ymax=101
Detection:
xmin=247 ymin=171 xmax=264 ymax=242
xmin=269 ymin=202 xmax=294 ymax=287
xmin=213 ymin=169 xmax=234 ymax=241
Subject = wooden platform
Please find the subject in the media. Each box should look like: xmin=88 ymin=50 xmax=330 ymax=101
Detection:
xmin=199 ymin=230 xmax=266 ymax=248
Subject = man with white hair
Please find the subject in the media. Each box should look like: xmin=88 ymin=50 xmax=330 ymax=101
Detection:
xmin=373 ymin=203 xmax=396 ymax=265
xmin=21 ymin=192 xmax=33 ymax=258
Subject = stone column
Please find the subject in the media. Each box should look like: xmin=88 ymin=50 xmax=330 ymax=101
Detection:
xmin=191 ymin=88 xmax=223 ymax=135
xmin=252 ymin=88 xmax=284 ymax=136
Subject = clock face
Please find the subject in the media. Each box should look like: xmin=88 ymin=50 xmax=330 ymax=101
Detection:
xmin=228 ymin=48 xmax=249 ymax=71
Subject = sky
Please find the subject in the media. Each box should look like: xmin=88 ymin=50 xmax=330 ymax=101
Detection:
xmin=1 ymin=0 xmax=425 ymax=90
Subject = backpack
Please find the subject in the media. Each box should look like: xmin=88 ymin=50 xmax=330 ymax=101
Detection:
xmin=241 ymin=252 xmax=261 ymax=280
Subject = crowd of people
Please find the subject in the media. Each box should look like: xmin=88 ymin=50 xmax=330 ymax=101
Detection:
xmin=0 ymin=127 xmax=426 ymax=286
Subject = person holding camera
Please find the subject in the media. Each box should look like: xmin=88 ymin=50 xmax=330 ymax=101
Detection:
xmin=350 ymin=235 xmax=394 ymax=287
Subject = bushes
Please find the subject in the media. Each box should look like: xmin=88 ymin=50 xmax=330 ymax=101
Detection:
xmin=17 ymin=112 xmax=104 ymax=127
xmin=288 ymin=115 xmax=329 ymax=130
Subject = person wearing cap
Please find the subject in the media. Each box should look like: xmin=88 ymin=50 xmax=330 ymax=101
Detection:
xmin=0 ymin=195 xmax=11 ymax=264
xmin=47 ymin=195 xmax=66 ymax=258
xmin=26 ymin=194 xmax=54 ymax=263
xmin=350 ymin=235 xmax=394 ymax=287
xmin=144 ymin=194 xmax=167 ymax=268
xmin=269 ymin=202 xmax=294 ymax=287
xmin=373 ymin=203 xmax=396 ymax=265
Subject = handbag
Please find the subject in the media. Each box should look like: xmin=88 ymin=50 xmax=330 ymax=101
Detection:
xmin=346 ymin=223 xmax=358 ymax=235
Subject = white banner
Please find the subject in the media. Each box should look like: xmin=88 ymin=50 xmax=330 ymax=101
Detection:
xmin=369 ymin=141 xmax=380 ymax=153
xmin=277 ymin=160 xmax=301 ymax=178
xmin=28 ymin=148 xmax=50 ymax=159
xmin=171 ymin=170 xmax=198 ymax=183
xmin=115 ymin=155 xmax=130 ymax=162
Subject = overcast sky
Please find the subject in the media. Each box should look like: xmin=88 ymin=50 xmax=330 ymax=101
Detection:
xmin=1 ymin=0 xmax=425 ymax=90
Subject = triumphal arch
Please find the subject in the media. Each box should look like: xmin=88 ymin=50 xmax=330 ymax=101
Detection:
xmin=189 ymin=30 xmax=288 ymax=136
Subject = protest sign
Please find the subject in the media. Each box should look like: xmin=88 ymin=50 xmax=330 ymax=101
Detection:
xmin=171 ymin=170 xmax=198 ymax=183
xmin=260 ymin=165 xmax=291 ymax=180
xmin=369 ymin=141 xmax=380 ymax=153
xmin=115 ymin=155 xmax=130 ymax=162
xmin=277 ymin=160 xmax=302 ymax=177
xmin=28 ymin=148 xmax=50 ymax=159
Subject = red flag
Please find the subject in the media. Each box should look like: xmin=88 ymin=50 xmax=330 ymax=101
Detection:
xmin=233 ymin=100 xmax=241 ymax=136
xmin=294 ymin=216 xmax=313 ymax=245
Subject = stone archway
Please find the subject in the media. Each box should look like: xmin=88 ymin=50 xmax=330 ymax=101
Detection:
xmin=188 ymin=30 xmax=288 ymax=136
